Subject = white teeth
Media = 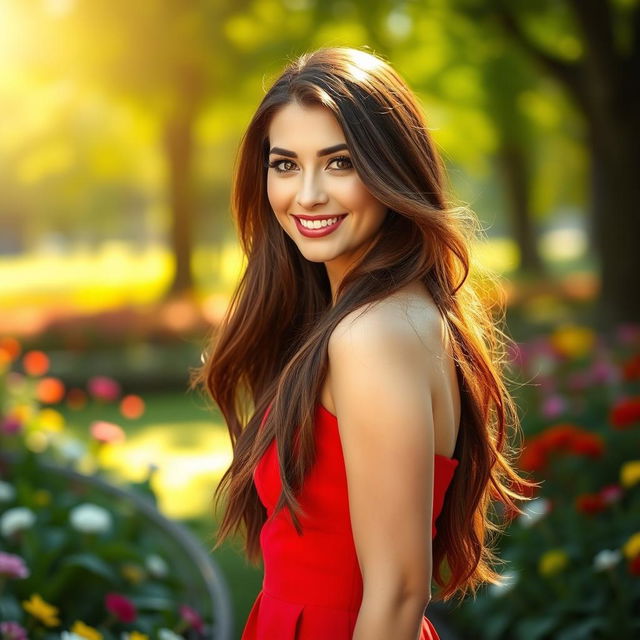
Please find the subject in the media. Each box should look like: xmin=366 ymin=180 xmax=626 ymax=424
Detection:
xmin=299 ymin=216 xmax=340 ymax=229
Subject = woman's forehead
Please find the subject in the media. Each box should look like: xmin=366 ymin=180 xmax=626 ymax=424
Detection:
xmin=267 ymin=102 xmax=346 ymax=152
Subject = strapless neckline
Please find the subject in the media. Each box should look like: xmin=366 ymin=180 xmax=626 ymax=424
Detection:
xmin=317 ymin=402 xmax=459 ymax=465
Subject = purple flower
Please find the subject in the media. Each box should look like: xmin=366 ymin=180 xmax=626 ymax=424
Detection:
xmin=0 ymin=552 xmax=30 ymax=579
xmin=0 ymin=621 xmax=28 ymax=640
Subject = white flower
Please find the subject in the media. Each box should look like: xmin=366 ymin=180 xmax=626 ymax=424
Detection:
xmin=593 ymin=549 xmax=622 ymax=572
xmin=69 ymin=503 xmax=112 ymax=534
xmin=61 ymin=633 xmax=85 ymax=640
xmin=0 ymin=480 xmax=16 ymax=503
xmin=488 ymin=569 xmax=518 ymax=597
xmin=0 ymin=507 xmax=36 ymax=537
xmin=145 ymin=553 xmax=168 ymax=578
xmin=56 ymin=437 xmax=86 ymax=463
xmin=158 ymin=630 xmax=184 ymax=640
xmin=518 ymin=498 xmax=551 ymax=528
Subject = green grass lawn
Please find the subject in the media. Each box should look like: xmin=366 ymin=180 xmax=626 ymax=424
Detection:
xmin=58 ymin=389 xmax=263 ymax=640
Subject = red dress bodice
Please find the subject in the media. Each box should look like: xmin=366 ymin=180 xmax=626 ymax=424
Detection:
xmin=240 ymin=402 xmax=459 ymax=639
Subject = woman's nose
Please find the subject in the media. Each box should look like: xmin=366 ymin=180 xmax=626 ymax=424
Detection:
xmin=296 ymin=172 xmax=329 ymax=209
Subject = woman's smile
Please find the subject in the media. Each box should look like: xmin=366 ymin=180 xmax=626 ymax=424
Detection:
xmin=292 ymin=213 xmax=348 ymax=237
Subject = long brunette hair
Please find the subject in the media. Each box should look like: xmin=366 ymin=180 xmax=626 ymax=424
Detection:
xmin=191 ymin=47 xmax=536 ymax=601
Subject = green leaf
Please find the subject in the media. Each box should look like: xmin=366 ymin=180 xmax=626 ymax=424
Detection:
xmin=59 ymin=552 xmax=118 ymax=582
xmin=556 ymin=618 xmax=606 ymax=640
xmin=514 ymin=616 xmax=558 ymax=640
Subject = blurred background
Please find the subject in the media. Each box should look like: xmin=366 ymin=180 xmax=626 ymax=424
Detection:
xmin=1 ymin=0 xmax=639 ymax=638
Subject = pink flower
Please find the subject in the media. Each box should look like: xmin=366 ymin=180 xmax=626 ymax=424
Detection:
xmin=541 ymin=395 xmax=567 ymax=420
xmin=615 ymin=323 xmax=640 ymax=346
xmin=90 ymin=421 xmax=125 ymax=444
xmin=590 ymin=359 xmax=618 ymax=385
xmin=180 ymin=604 xmax=204 ymax=633
xmin=0 ymin=622 xmax=28 ymax=640
xmin=0 ymin=416 xmax=22 ymax=435
xmin=0 ymin=552 xmax=29 ymax=579
xmin=599 ymin=484 xmax=623 ymax=504
xmin=105 ymin=592 xmax=137 ymax=623
xmin=87 ymin=376 xmax=121 ymax=402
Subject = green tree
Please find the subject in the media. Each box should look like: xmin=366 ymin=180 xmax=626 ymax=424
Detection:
xmin=482 ymin=0 xmax=640 ymax=323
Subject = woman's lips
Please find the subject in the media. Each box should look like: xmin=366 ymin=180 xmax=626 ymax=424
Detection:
xmin=293 ymin=214 xmax=347 ymax=238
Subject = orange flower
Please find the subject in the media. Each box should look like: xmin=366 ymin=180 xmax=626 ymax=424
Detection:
xmin=0 ymin=337 xmax=21 ymax=361
xmin=120 ymin=395 xmax=145 ymax=420
xmin=23 ymin=351 xmax=50 ymax=377
xmin=36 ymin=378 xmax=66 ymax=404
xmin=610 ymin=397 xmax=640 ymax=429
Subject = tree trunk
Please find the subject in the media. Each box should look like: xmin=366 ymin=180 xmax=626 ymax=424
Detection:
xmin=587 ymin=106 xmax=640 ymax=326
xmin=164 ymin=66 xmax=202 ymax=299
xmin=496 ymin=142 xmax=544 ymax=275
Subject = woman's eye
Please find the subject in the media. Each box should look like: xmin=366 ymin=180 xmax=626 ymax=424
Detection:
xmin=329 ymin=156 xmax=353 ymax=170
xmin=268 ymin=159 xmax=296 ymax=173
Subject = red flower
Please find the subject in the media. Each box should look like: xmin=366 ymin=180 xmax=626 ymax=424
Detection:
xmin=575 ymin=493 xmax=606 ymax=515
xmin=622 ymin=354 xmax=640 ymax=381
xmin=568 ymin=432 xmax=604 ymax=457
xmin=520 ymin=440 xmax=547 ymax=471
xmin=180 ymin=604 xmax=204 ymax=633
xmin=629 ymin=555 xmax=640 ymax=576
xmin=538 ymin=424 xmax=579 ymax=450
xmin=520 ymin=423 xmax=605 ymax=472
xmin=105 ymin=592 xmax=136 ymax=623
xmin=610 ymin=397 xmax=640 ymax=429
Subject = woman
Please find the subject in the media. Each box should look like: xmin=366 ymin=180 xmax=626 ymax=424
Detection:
xmin=192 ymin=47 xmax=535 ymax=639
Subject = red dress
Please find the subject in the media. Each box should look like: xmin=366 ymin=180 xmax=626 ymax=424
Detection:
xmin=241 ymin=402 xmax=459 ymax=640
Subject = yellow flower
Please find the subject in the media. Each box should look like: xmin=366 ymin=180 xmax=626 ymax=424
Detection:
xmin=124 ymin=633 xmax=149 ymax=640
xmin=37 ymin=408 xmax=65 ymax=432
xmin=622 ymin=532 xmax=640 ymax=559
xmin=620 ymin=460 xmax=640 ymax=488
xmin=120 ymin=563 xmax=146 ymax=584
xmin=549 ymin=325 xmax=595 ymax=359
xmin=538 ymin=549 xmax=569 ymax=576
xmin=22 ymin=593 xmax=60 ymax=627
xmin=71 ymin=620 xmax=103 ymax=640
xmin=12 ymin=404 xmax=34 ymax=423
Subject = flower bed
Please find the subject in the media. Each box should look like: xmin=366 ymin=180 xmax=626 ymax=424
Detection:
xmin=0 ymin=338 xmax=232 ymax=640
xmin=451 ymin=323 xmax=640 ymax=639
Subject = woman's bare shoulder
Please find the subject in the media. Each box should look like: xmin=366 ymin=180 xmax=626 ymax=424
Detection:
xmin=329 ymin=281 xmax=446 ymax=359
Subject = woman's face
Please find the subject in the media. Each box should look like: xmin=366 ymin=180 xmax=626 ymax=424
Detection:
xmin=266 ymin=101 xmax=388 ymax=288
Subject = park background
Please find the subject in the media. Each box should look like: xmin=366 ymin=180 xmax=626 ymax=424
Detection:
xmin=1 ymin=0 xmax=639 ymax=638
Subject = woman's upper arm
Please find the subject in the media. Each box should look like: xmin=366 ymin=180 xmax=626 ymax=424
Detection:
xmin=328 ymin=303 xmax=441 ymax=602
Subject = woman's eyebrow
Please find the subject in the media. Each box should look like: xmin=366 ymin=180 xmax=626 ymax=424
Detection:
xmin=268 ymin=143 xmax=348 ymax=158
